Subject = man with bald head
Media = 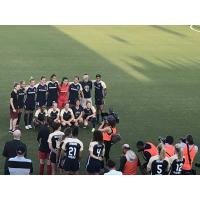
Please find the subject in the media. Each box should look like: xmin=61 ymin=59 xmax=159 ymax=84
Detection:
xmin=2 ymin=130 xmax=27 ymax=175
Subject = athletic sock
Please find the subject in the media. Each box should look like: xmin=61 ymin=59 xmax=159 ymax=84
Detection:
xmin=24 ymin=113 xmax=28 ymax=126
xmin=92 ymin=118 xmax=96 ymax=128
xmin=29 ymin=113 xmax=33 ymax=125
xmin=96 ymin=114 xmax=100 ymax=123
xmin=17 ymin=112 xmax=22 ymax=125
xmin=40 ymin=164 xmax=45 ymax=175
xmin=47 ymin=164 xmax=52 ymax=175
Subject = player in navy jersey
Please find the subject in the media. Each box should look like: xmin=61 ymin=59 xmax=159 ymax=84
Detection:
xmin=24 ymin=78 xmax=36 ymax=130
xmin=36 ymin=76 xmax=47 ymax=107
xmin=68 ymin=76 xmax=83 ymax=106
xmin=83 ymin=101 xmax=96 ymax=132
xmin=47 ymin=102 xmax=60 ymax=126
xmin=16 ymin=80 xmax=26 ymax=128
xmin=47 ymin=74 xmax=59 ymax=107
xmin=48 ymin=122 xmax=64 ymax=175
xmin=60 ymin=103 xmax=74 ymax=130
xmin=86 ymin=130 xmax=105 ymax=174
xmin=80 ymin=74 xmax=92 ymax=108
xmin=71 ymin=99 xmax=83 ymax=126
xmin=147 ymin=143 xmax=170 ymax=175
xmin=169 ymin=144 xmax=185 ymax=175
xmin=9 ymin=83 xmax=21 ymax=133
xmin=34 ymin=105 xmax=48 ymax=128
xmin=61 ymin=126 xmax=83 ymax=175
xmin=94 ymin=74 xmax=107 ymax=123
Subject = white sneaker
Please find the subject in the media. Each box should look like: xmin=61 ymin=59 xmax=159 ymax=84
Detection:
xmin=91 ymin=128 xmax=95 ymax=133
xmin=28 ymin=125 xmax=32 ymax=129
xmin=25 ymin=126 xmax=29 ymax=130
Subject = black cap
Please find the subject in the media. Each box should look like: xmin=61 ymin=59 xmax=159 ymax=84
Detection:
xmin=16 ymin=145 xmax=26 ymax=155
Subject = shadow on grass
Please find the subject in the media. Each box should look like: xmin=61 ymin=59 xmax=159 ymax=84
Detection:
xmin=150 ymin=25 xmax=186 ymax=38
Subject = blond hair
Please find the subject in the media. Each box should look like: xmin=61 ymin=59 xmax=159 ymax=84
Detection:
xmin=175 ymin=144 xmax=183 ymax=160
xmin=157 ymin=143 xmax=166 ymax=160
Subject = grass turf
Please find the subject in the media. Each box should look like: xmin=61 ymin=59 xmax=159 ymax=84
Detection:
xmin=0 ymin=25 xmax=200 ymax=174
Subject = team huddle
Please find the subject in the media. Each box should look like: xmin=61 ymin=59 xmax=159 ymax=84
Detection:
xmin=7 ymin=73 xmax=199 ymax=175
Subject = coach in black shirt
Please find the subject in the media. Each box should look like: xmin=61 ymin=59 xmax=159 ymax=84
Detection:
xmin=2 ymin=130 xmax=27 ymax=175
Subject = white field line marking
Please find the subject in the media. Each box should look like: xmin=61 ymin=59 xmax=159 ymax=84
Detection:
xmin=190 ymin=25 xmax=200 ymax=33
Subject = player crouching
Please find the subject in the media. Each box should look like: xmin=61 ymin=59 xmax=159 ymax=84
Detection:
xmin=60 ymin=103 xmax=75 ymax=131
xmin=83 ymin=101 xmax=96 ymax=132
xmin=33 ymin=106 xmax=48 ymax=129
xmin=47 ymin=102 xmax=61 ymax=127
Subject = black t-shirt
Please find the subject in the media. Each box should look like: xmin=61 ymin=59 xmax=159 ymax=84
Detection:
xmin=36 ymin=84 xmax=47 ymax=102
xmin=18 ymin=88 xmax=25 ymax=105
xmin=47 ymin=81 xmax=59 ymax=99
xmin=80 ymin=81 xmax=92 ymax=98
xmin=10 ymin=90 xmax=18 ymax=109
xmin=2 ymin=140 xmax=27 ymax=160
xmin=69 ymin=83 xmax=81 ymax=101
xmin=72 ymin=105 xmax=83 ymax=119
xmin=26 ymin=86 xmax=36 ymax=102
xmin=37 ymin=125 xmax=50 ymax=153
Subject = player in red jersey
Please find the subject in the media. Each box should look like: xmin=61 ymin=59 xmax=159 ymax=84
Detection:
xmin=58 ymin=77 xmax=69 ymax=109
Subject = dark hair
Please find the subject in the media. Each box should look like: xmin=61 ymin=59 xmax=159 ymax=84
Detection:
xmin=16 ymin=145 xmax=26 ymax=155
xmin=61 ymin=77 xmax=68 ymax=86
xmin=107 ymin=116 xmax=116 ymax=128
xmin=107 ymin=159 xmax=116 ymax=169
xmin=51 ymin=122 xmax=61 ymax=131
xmin=75 ymin=99 xmax=80 ymax=105
xmin=136 ymin=141 xmax=144 ymax=147
xmin=64 ymin=127 xmax=72 ymax=138
xmin=72 ymin=126 xmax=79 ymax=137
xmin=187 ymin=135 xmax=194 ymax=145
xmin=13 ymin=82 xmax=20 ymax=89
xmin=29 ymin=77 xmax=35 ymax=83
xmin=50 ymin=74 xmax=56 ymax=81
xmin=41 ymin=76 xmax=46 ymax=80
xmin=96 ymin=74 xmax=101 ymax=78
xmin=93 ymin=130 xmax=103 ymax=144
xmin=166 ymin=136 xmax=174 ymax=145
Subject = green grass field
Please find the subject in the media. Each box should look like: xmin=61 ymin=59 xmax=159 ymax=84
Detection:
xmin=0 ymin=25 xmax=200 ymax=175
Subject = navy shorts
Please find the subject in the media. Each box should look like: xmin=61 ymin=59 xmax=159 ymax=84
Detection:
xmin=36 ymin=100 xmax=46 ymax=107
xmin=18 ymin=102 xmax=24 ymax=109
xmin=63 ymin=158 xmax=80 ymax=172
xmin=25 ymin=101 xmax=35 ymax=111
xmin=47 ymin=97 xmax=57 ymax=107
xmin=95 ymin=98 xmax=104 ymax=106
xmin=50 ymin=152 xmax=57 ymax=164
xmin=86 ymin=157 xmax=103 ymax=174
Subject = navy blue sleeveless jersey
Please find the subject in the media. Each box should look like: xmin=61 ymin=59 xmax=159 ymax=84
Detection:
xmin=36 ymin=84 xmax=47 ymax=106
xmin=17 ymin=88 xmax=25 ymax=108
xmin=69 ymin=83 xmax=82 ymax=103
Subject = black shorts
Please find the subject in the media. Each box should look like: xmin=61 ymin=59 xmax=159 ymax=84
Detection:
xmin=18 ymin=102 xmax=24 ymax=109
xmin=47 ymin=96 xmax=57 ymax=107
xmin=25 ymin=101 xmax=35 ymax=111
xmin=63 ymin=158 xmax=80 ymax=172
xmin=86 ymin=157 xmax=103 ymax=174
xmin=36 ymin=100 xmax=46 ymax=107
xmin=95 ymin=98 xmax=104 ymax=106
xmin=50 ymin=152 xmax=57 ymax=164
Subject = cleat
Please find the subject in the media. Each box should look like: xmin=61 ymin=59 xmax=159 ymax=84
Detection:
xmin=25 ymin=126 xmax=29 ymax=130
xmin=91 ymin=128 xmax=95 ymax=133
xmin=28 ymin=125 xmax=32 ymax=129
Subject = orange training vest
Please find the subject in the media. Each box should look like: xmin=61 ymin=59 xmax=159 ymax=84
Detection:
xmin=123 ymin=158 xmax=138 ymax=175
xmin=164 ymin=144 xmax=175 ymax=158
xmin=103 ymin=127 xmax=117 ymax=141
xmin=182 ymin=144 xmax=196 ymax=170
xmin=143 ymin=142 xmax=157 ymax=157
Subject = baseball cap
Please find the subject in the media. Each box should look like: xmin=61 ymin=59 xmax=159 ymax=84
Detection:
xmin=16 ymin=145 xmax=26 ymax=155
xmin=122 ymin=144 xmax=130 ymax=149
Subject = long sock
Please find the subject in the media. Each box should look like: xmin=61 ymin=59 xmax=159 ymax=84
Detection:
xmin=29 ymin=113 xmax=33 ymax=125
xmin=40 ymin=164 xmax=45 ymax=175
xmin=96 ymin=113 xmax=100 ymax=123
xmin=17 ymin=112 xmax=22 ymax=125
xmin=92 ymin=118 xmax=96 ymax=128
xmin=47 ymin=164 xmax=52 ymax=175
xmin=24 ymin=113 xmax=28 ymax=126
